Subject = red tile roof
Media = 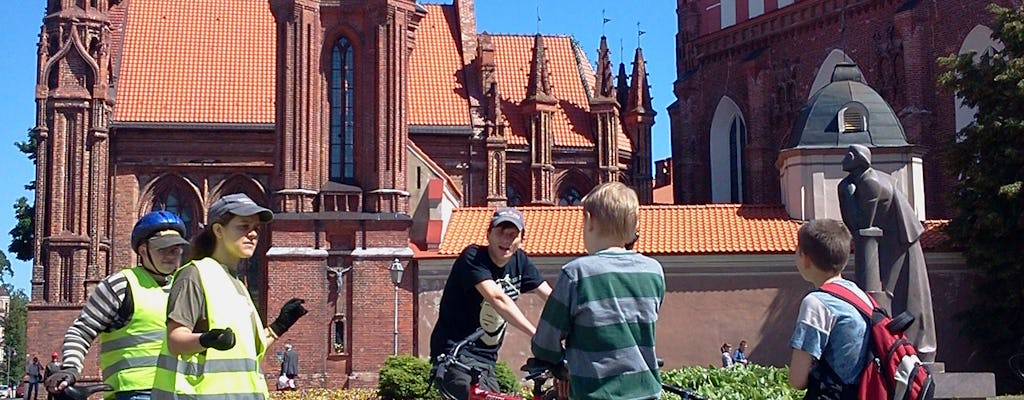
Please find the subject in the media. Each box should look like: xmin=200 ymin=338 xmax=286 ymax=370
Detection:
xmin=408 ymin=5 xmax=471 ymax=126
xmin=432 ymin=205 xmax=953 ymax=257
xmin=113 ymin=0 xmax=275 ymax=123
xmin=492 ymin=35 xmax=625 ymax=149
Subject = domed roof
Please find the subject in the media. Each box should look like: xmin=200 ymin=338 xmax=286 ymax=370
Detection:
xmin=784 ymin=63 xmax=909 ymax=149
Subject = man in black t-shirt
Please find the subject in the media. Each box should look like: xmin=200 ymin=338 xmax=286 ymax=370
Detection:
xmin=430 ymin=207 xmax=552 ymax=400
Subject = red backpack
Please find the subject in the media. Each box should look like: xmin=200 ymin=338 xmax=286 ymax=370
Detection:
xmin=819 ymin=282 xmax=935 ymax=400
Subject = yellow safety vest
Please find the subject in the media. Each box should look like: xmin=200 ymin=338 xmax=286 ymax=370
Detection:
xmin=97 ymin=267 xmax=168 ymax=398
xmin=151 ymin=257 xmax=269 ymax=399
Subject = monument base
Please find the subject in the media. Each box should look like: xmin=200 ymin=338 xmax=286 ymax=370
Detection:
xmin=932 ymin=371 xmax=996 ymax=400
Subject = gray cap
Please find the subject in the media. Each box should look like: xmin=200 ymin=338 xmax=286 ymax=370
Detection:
xmin=148 ymin=229 xmax=190 ymax=250
xmin=490 ymin=207 xmax=524 ymax=231
xmin=208 ymin=193 xmax=273 ymax=224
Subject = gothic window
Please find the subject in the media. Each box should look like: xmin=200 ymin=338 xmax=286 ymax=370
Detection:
xmin=330 ymin=37 xmax=356 ymax=184
xmin=559 ymin=187 xmax=582 ymax=206
xmin=709 ymin=96 xmax=746 ymax=203
xmin=748 ymin=0 xmax=764 ymax=18
xmin=728 ymin=116 xmax=746 ymax=203
xmin=332 ymin=316 xmax=347 ymax=354
xmin=152 ymin=190 xmax=197 ymax=239
xmin=955 ymin=25 xmax=1004 ymax=137
xmin=721 ymin=0 xmax=736 ymax=28
xmin=777 ymin=0 xmax=794 ymax=7
xmin=507 ymin=185 xmax=523 ymax=207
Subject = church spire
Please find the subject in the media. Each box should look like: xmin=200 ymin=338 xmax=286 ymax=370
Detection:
xmin=627 ymin=47 xmax=653 ymax=114
xmin=616 ymin=61 xmax=629 ymax=111
xmin=526 ymin=34 xmax=555 ymax=103
xmin=595 ymin=36 xmax=615 ymax=100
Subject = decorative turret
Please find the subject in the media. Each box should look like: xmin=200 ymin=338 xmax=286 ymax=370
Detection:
xmin=624 ymin=48 xmax=655 ymax=203
xmin=591 ymin=36 xmax=621 ymax=184
xmin=522 ymin=34 xmax=557 ymax=204
xmin=479 ymin=33 xmax=507 ymax=206
xmin=616 ymin=62 xmax=629 ymax=112
xmin=33 ymin=0 xmax=117 ymax=303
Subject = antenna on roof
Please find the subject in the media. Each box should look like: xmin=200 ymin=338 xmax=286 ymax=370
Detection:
xmin=637 ymin=21 xmax=646 ymax=48
xmin=536 ymin=5 xmax=542 ymax=34
xmin=602 ymin=9 xmax=611 ymax=36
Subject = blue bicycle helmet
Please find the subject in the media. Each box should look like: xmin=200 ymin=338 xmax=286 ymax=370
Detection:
xmin=131 ymin=211 xmax=188 ymax=253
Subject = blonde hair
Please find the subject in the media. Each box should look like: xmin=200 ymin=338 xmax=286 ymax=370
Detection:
xmin=581 ymin=182 xmax=639 ymax=245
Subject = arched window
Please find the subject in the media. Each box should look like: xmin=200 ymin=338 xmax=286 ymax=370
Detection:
xmin=838 ymin=103 xmax=869 ymax=134
xmin=506 ymin=185 xmax=523 ymax=207
xmin=152 ymin=190 xmax=197 ymax=238
xmin=955 ymin=25 xmax=1003 ymax=137
xmin=559 ymin=187 xmax=582 ymax=206
xmin=330 ymin=37 xmax=356 ymax=183
xmin=727 ymin=116 xmax=746 ymax=203
xmin=709 ymin=96 xmax=746 ymax=203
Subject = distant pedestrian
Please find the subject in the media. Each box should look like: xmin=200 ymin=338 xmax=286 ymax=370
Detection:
xmin=25 ymin=357 xmax=42 ymax=400
xmin=720 ymin=344 xmax=733 ymax=368
xmin=43 ymin=354 xmax=60 ymax=400
xmin=280 ymin=343 xmax=298 ymax=390
xmin=733 ymin=340 xmax=750 ymax=366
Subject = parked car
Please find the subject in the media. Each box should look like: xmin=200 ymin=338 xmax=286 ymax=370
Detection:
xmin=0 ymin=384 xmax=9 ymax=399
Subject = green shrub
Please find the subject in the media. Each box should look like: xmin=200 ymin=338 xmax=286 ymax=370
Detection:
xmin=377 ymin=355 xmax=440 ymax=400
xmin=494 ymin=360 xmax=520 ymax=394
xmin=660 ymin=364 xmax=805 ymax=400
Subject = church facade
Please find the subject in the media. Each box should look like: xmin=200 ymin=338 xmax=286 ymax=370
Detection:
xmin=27 ymin=0 xmax=655 ymax=387
xmin=669 ymin=0 xmax=1010 ymax=218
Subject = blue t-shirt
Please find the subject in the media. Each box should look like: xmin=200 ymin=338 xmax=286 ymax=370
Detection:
xmin=788 ymin=279 xmax=871 ymax=384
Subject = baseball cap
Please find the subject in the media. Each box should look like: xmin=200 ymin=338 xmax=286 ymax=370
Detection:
xmin=148 ymin=229 xmax=190 ymax=250
xmin=208 ymin=193 xmax=273 ymax=224
xmin=490 ymin=207 xmax=524 ymax=231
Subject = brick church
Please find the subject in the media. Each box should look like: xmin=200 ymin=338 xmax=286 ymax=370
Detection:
xmin=668 ymin=0 xmax=1010 ymax=219
xmin=27 ymin=0 xmax=655 ymax=388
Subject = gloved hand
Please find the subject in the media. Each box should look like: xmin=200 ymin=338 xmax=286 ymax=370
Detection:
xmin=270 ymin=298 xmax=308 ymax=337
xmin=199 ymin=328 xmax=236 ymax=350
xmin=44 ymin=368 xmax=77 ymax=394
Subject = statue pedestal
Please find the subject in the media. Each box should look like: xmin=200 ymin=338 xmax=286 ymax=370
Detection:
xmin=926 ymin=363 xmax=995 ymax=400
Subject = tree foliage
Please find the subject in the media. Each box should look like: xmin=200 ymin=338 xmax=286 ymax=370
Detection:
xmin=8 ymin=198 xmax=33 ymax=263
xmin=1 ymin=284 xmax=29 ymax=386
xmin=9 ymin=128 xmax=36 ymax=263
xmin=937 ymin=3 xmax=1024 ymax=390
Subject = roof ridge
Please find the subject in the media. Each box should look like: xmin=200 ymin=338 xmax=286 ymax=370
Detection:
xmin=489 ymin=33 xmax=574 ymax=38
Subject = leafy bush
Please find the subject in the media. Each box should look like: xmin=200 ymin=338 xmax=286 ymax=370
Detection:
xmin=660 ymin=365 xmax=805 ymax=400
xmin=377 ymin=355 xmax=439 ymax=400
xmin=270 ymin=388 xmax=379 ymax=400
xmin=494 ymin=360 xmax=520 ymax=394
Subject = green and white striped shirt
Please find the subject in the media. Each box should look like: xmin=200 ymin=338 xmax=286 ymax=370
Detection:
xmin=532 ymin=249 xmax=665 ymax=400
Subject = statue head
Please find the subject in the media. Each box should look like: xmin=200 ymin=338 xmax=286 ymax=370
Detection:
xmin=842 ymin=144 xmax=872 ymax=172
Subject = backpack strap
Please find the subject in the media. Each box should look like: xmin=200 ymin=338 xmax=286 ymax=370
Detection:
xmin=818 ymin=282 xmax=876 ymax=318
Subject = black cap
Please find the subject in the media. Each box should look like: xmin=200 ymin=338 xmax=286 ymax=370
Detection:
xmin=148 ymin=229 xmax=190 ymax=249
xmin=208 ymin=193 xmax=273 ymax=224
xmin=490 ymin=207 xmax=525 ymax=231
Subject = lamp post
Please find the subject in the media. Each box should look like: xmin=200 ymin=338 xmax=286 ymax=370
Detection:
xmin=388 ymin=258 xmax=405 ymax=355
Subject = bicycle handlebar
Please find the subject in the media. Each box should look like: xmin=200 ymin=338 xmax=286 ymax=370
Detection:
xmin=661 ymin=383 xmax=708 ymax=400
xmin=58 ymin=383 xmax=112 ymax=400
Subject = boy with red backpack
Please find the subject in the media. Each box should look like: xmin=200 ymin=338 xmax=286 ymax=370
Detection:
xmin=788 ymin=219 xmax=934 ymax=400
xmin=788 ymin=219 xmax=871 ymax=399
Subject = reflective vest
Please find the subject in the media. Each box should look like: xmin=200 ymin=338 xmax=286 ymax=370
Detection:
xmin=152 ymin=258 xmax=269 ymax=399
xmin=98 ymin=267 xmax=169 ymax=398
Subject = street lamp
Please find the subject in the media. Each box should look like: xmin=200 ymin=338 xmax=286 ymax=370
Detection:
xmin=388 ymin=258 xmax=405 ymax=355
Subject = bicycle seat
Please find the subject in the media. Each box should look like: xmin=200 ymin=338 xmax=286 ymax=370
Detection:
xmin=521 ymin=357 xmax=555 ymax=374
xmin=58 ymin=384 xmax=112 ymax=400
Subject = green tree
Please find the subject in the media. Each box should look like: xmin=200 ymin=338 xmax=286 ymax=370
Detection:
xmin=937 ymin=3 xmax=1024 ymax=391
xmin=1 ymin=284 xmax=29 ymax=386
xmin=9 ymin=128 xmax=36 ymax=262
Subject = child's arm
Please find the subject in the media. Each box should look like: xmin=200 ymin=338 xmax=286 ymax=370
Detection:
xmin=475 ymin=280 xmax=539 ymax=335
xmin=788 ymin=349 xmax=814 ymax=389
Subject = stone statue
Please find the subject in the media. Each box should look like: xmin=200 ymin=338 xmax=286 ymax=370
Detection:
xmin=838 ymin=144 xmax=937 ymax=361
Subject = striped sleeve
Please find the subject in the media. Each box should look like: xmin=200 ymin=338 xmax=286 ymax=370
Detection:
xmin=61 ymin=272 xmax=129 ymax=373
xmin=531 ymin=267 xmax=576 ymax=364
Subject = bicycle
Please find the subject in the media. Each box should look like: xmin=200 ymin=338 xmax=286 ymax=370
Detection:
xmin=53 ymin=383 xmax=111 ymax=400
xmin=431 ymin=328 xmax=708 ymax=400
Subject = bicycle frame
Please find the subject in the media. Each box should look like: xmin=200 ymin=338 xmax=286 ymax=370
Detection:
xmin=434 ymin=328 xmax=553 ymax=400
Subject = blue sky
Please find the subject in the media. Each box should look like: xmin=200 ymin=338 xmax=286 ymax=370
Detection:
xmin=0 ymin=1 xmax=677 ymax=293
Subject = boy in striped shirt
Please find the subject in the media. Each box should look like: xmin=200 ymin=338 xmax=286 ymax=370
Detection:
xmin=531 ymin=182 xmax=666 ymax=400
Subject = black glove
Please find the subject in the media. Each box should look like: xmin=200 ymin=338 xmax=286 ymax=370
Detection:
xmin=44 ymin=368 xmax=77 ymax=394
xmin=199 ymin=328 xmax=236 ymax=351
xmin=270 ymin=298 xmax=308 ymax=337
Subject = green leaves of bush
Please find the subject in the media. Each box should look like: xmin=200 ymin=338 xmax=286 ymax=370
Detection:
xmin=377 ymin=355 xmax=518 ymax=400
xmin=660 ymin=365 xmax=805 ymax=400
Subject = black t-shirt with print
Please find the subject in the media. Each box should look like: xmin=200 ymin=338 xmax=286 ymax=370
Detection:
xmin=429 ymin=244 xmax=543 ymax=364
